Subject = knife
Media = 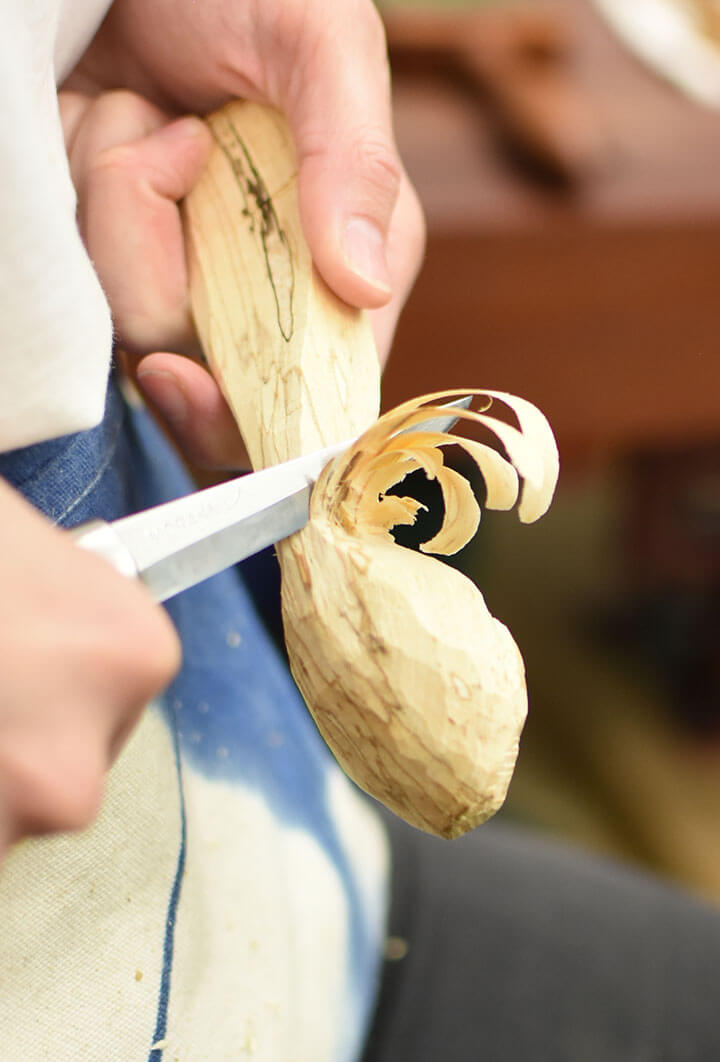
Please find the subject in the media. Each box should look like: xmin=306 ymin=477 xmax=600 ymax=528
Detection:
xmin=70 ymin=398 xmax=471 ymax=602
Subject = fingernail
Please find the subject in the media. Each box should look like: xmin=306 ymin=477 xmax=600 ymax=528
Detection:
xmin=343 ymin=217 xmax=392 ymax=295
xmin=136 ymin=369 xmax=188 ymax=428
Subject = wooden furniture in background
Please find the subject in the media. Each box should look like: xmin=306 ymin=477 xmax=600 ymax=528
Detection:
xmin=382 ymin=0 xmax=720 ymax=466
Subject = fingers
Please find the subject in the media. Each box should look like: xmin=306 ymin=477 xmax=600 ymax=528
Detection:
xmin=131 ymin=186 xmax=423 ymax=461
xmin=70 ymin=0 xmax=426 ymax=359
xmin=249 ymin=0 xmax=427 ymax=364
xmin=275 ymin=1 xmax=400 ymax=309
xmin=80 ymin=0 xmax=418 ymax=311
xmin=0 ymin=731 xmax=107 ymax=841
xmin=242 ymin=0 xmax=426 ymax=362
xmin=62 ymin=89 xmax=249 ymax=472
xmin=369 ymin=170 xmax=426 ymax=366
xmin=63 ymin=89 xmax=171 ymax=200
xmin=0 ymin=478 xmax=181 ymax=851
xmin=57 ymin=90 xmax=94 ymax=150
xmin=65 ymin=90 xmax=212 ymax=356
xmin=134 ymin=353 xmax=251 ymax=469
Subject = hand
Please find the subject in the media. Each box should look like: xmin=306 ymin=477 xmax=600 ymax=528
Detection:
xmin=63 ymin=0 xmax=425 ymax=469
xmin=0 ymin=478 xmax=180 ymax=860
xmin=60 ymin=89 xmax=250 ymax=468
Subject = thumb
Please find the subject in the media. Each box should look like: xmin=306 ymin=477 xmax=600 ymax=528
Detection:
xmin=279 ymin=2 xmax=400 ymax=309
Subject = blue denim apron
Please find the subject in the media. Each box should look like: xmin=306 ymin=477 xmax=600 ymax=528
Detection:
xmin=0 ymin=376 xmax=387 ymax=1062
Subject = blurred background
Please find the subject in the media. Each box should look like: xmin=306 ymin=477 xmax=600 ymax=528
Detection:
xmin=377 ymin=0 xmax=720 ymax=901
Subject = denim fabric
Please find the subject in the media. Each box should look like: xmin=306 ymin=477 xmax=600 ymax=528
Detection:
xmin=0 ymin=376 xmax=144 ymax=527
xmin=0 ymin=376 xmax=385 ymax=1062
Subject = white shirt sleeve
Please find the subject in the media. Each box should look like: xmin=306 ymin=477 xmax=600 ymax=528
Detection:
xmin=0 ymin=0 xmax=115 ymax=452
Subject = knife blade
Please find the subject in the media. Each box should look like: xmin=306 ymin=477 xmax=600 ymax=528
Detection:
xmin=71 ymin=397 xmax=471 ymax=602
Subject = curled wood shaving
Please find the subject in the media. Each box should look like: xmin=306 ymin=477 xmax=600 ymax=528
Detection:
xmin=323 ymin=390 xmax=559 ymax=556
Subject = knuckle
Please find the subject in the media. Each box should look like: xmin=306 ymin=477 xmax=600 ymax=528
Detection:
xmin=120 ymin=606 xmax=181 ymax=697
xmin=348 ymin=135 xmax=402 ymax=219
xmin=74 ymin=569 xmax=181 ymax=703
xmin=78 ymin=91 xmax=172 ymax=190
xmin=0 ymin=746 xmax=104 ymax=835
xmin=95 ymin=89 xmax=166 ymax=134
xmin=359 ymin=138 xmax=402 ymax=193
xmin=86 ymin=141 xmax=144 ymax=183
xmin=48 ymin=770 xmax=104 ymax=833
xmin=147 ymin=620 xmax=182 ymax=690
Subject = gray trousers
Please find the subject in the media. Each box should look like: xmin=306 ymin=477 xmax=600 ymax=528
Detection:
xmin=363 ymin=811 xmax=720 ymax=1061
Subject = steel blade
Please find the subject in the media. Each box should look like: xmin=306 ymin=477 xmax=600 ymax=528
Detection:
xmin=79 ymin=396 xmax=473 ymax=602
xmin=110 ymin=440 xmax=346 ymax=601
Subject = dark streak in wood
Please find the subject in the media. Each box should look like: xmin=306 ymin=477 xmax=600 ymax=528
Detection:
xmin=209 ymin=116 xmax=296 ymax=342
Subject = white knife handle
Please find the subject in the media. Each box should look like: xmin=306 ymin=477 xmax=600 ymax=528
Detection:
xmin=69 ymin=520 xmax=139 ymax=581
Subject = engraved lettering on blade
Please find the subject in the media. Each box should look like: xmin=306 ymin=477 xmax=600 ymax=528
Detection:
xmin=142 ymin=488 xmax=311 ymax=602
xmin=142 ymin=481 xmax=246 ymax=543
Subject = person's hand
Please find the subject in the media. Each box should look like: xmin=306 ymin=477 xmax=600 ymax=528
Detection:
xmin=63 ymin=0 xmax=425 ymax=469
xmin=0 ymin=478 xmax=181 ymax=862
xmin=60 ymin=88 xmax=252 ymax=468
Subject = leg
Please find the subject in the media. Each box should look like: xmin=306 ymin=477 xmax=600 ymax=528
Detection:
xmin=363 ymin=812 xmax=720 ymax=1061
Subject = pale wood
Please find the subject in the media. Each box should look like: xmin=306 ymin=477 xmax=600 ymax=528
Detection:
xmin=183 ymin=101 xmax=380 ymax=469
xmin=184 ymin=100 xmax=532 ymax=838
xmin=281 ymin=518 xmax=527 ymax=836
